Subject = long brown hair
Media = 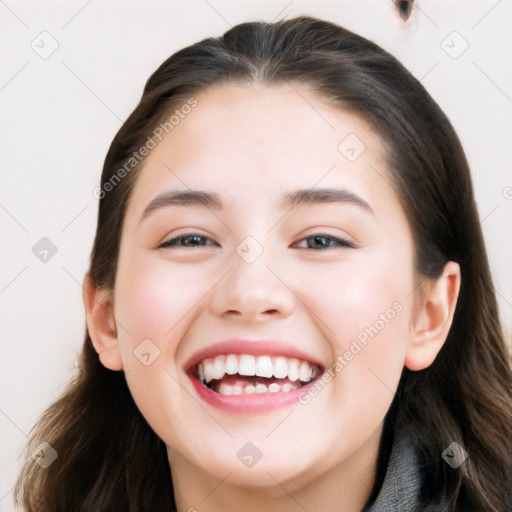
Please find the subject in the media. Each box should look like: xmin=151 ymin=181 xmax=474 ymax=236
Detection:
xmin=14 ymin=16 xmax=511 ymax=512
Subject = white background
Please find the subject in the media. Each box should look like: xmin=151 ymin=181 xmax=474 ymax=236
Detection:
xmin=1 ymin=1 xmax=511 ymax=510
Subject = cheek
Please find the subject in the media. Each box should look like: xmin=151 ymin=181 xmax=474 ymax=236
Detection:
xmin=300 ymin=250 xmax=413 ymax=348
xmin=115 ymin=254 xmax=209 ymax=343
xmin=113 ymin=255 xmax=212 ymax=442
xmin=298 ymin=252 xmax=413 ymax=421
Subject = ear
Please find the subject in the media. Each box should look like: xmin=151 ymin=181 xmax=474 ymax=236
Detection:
xmin=82 ymin=273 xmax=123 ymax=371
xmin=405 ymin=261 xmax=461 ymax=371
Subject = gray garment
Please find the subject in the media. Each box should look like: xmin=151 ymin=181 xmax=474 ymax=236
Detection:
xmin=365 ymin=428 xmax=423 ymax=512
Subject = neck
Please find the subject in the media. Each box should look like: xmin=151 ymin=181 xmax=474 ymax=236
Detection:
xmin=169 ymin=426 xmax=383 ymax=512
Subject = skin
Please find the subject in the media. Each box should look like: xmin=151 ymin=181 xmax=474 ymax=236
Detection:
xmin=84 ymin=83 xmax=460 ymax=511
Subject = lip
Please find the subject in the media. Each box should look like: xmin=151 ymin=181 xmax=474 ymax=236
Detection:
xmin=190 ymin=374 xmax=320 ymax=412
xmin=184 ymin=338 xmax=324 ymax=413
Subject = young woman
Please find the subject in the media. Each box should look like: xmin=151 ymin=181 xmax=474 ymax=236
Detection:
xmin=14 ymin=16 xmax=511 ymax=512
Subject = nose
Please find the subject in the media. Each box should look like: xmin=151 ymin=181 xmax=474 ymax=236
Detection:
xmin=209 ymin=243 xmax=295 ymax=322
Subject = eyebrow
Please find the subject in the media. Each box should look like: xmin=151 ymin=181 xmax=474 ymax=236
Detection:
xmin=140 ymin=187 xmax=374 ymax=222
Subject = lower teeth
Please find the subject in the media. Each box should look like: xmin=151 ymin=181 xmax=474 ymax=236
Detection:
xmin=201 ymin=377 xmax=303 ymax=395
xmin=216 ymin=381 xmax=301 ymax=395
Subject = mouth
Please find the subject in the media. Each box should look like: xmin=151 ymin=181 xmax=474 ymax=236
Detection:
xmin=185 ymin=339 xmax=325 ymax=412
xmin=195 ymin=354 xmax=320 ymax=395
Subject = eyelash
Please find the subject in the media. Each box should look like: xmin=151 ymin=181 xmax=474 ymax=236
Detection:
xmin=157 ymin=232 xmax=356 ymax=250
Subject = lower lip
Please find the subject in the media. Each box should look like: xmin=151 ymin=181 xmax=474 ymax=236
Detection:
xmin=190 ymin=374 xmax=318 ymax=413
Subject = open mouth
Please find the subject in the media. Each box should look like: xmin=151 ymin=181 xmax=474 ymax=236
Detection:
xmin=195 ymin=354 xmax=320 ymax=395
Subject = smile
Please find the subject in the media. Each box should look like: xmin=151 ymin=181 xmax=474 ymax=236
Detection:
xmin=185 ymin=339 xmax=325 ymax=412
xmin=196 ymin=354 xmax=319 ymax=395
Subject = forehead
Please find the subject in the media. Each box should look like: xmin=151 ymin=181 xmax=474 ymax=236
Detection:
xmin=125 ymin=83 xmax=399 ymax=222
xmin=152 ymin=83 xmax=380 ymax=171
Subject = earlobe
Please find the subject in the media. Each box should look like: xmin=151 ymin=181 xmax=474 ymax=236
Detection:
xmin=405 ymin=261 xmax=461 ymax=371
xmin=82 ymin=274 xmax=124 ymax=371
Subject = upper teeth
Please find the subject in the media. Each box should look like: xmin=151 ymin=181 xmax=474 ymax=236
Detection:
xmin=197 ymin=354 xmax=317 ymax=383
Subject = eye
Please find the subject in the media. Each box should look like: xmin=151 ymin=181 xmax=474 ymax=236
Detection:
xmin=158 ymin=233 xmax=217 ymax=249
xmin=157 ymin=232 xmax=355 ymax=250
xmin=295 ymin=234 xmax=356 ymax=250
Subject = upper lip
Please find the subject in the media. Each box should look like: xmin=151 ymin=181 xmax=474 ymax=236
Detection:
xmin=184 ymin=339 xmax=325 ymax=372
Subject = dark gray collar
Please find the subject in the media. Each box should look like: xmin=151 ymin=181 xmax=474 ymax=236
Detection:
xmin=365 ymin=428 xmax=423 ymax=511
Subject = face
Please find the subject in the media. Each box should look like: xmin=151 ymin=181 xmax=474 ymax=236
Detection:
xmin=112 ymin=83 xmax=417 ymax=488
